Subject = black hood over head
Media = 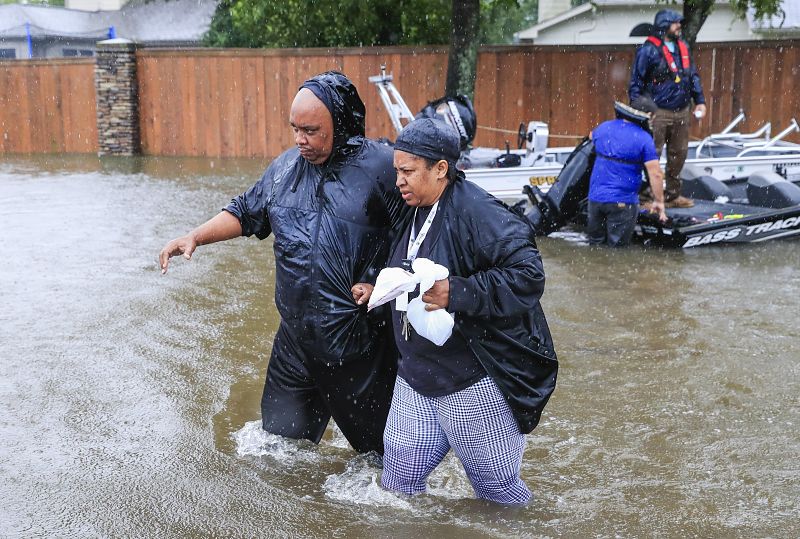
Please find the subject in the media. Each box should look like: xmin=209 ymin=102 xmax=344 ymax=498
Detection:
xmin=631 ymin=8 xmax=683 ymax=38
xmin=300 ymin=71 xmax=366 ymax=159
xmin=654 ymin=9 xmax=683 ymax=30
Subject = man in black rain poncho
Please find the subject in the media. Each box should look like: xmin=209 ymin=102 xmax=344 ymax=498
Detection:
xmin=159 ymin=72 xmax=407 ymax=453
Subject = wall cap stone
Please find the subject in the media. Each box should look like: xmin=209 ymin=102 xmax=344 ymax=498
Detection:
xmin=96 ymin=38 xmax=138 ymax=50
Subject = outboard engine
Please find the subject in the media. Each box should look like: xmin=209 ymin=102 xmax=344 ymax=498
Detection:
xmin=746 ymin=172 xmax=800 ymax=208
xmin=525 ymin=138 xmax=594 ymax=235
xmin=520 ymin=121 xmax=549 ymax=154
xmin=416 ymin=95 xmax=476 ymax=151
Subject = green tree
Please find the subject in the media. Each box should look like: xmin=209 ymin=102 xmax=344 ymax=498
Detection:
xmin=445 ymin=0 xmax=480 ymax=97
xmin=682 ymin=0 xmax=782 ymax=47
xmin=203 ymin=0 xmax=785 ymax=99
xmin=205 ymin=0 xmax=258 ymax=47
xmin=479 ymin=0 xmax=538 ymax=45
xmin=445 ymin=0 xmax=526 ymax=97
xmin=204 ymin=0 xmax=450 ymax=48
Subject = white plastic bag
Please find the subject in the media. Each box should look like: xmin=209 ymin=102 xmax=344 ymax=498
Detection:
xmin=411 ymin=257 xmax=448 ymax=294
xmin=367 ymin=267 xmax=417 ymax=311
xmin=406 ymin=297 xmax=454 ymax=346
xmin=367 ymin=257 xmax=455 ymax=346
xmin=407 ymin=258 xmax=454 ymax=346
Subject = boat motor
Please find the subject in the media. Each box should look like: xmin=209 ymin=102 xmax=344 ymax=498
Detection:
xmin=417 ymin=95 xmax=477 ymax=151
xmin=525 ymin=138 xmax=594 ymax=235
xmin=518 ymin=121 xmax=549 ymax=154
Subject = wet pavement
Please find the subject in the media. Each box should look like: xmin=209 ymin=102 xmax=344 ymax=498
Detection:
xmin=1 ymin=155 xmax=798 ymax=537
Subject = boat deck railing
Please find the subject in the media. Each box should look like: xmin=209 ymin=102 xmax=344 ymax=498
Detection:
xmin=695 ymin=112 xmax=800 ymax=159
xmin=695 ymin=111 xmax=772 ymax=157
xmin=737 ymin=119 xmax=800 ymax=157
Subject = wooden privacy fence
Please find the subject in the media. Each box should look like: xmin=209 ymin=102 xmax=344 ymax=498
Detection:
xmin=1 ymin=41 xmax=798 ymax=156
xmin=137 ymin=41 xmax=800 ymax=157
xmin=136 ymin=47 xmax=448 ymax=157
xmin=0 ymin=58 xmax=97 ymax=154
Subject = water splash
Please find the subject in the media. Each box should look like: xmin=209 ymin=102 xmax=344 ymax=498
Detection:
xmin=322 ymin=450 xmax=475 ymax=511
xmin=233 ymin=420 xmax=320 ymax=464
xmin=235 ymin=419 xmax=477 ymax=507
xmin=548 ymin=230 xmax=589 ymax=244
xmin=426 ymin=453 xmax=475 ymax=500
xmin=322 ymin=454 xmax=414 ymax=509
xmin=321 ymin=422 xmax=351 ymax=449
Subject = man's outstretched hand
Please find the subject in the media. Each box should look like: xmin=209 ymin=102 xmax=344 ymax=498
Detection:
xmin=159 ymin=235 xmax=197 ymax=274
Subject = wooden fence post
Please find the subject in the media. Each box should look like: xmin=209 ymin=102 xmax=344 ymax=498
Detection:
xmin=94 ymin=38 xmax=140 ymax=156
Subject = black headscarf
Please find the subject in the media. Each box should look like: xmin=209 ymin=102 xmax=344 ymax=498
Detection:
xmin=395 ymin=118 xmax=461 ymax=170
xmin=300 ymin=71 xmax=366 ymax=157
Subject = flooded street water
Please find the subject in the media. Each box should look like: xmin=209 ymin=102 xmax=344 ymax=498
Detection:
xmin=2 ymin=154 xmax=798 ymax=538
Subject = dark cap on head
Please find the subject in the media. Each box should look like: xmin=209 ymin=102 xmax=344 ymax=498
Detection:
xmin=614 ymin=101 xmax=652 ymax=132
xmin=654 ymin=9 xmax=684 ymax=29
xmin=630 ymin=95 xmax=658 ymax=115
xmin=394 ymin=118 xmax=461 ymax=164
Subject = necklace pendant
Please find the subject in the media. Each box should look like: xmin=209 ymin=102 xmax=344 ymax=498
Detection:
xmin=675 ymin=75 xmax=681 ymax=83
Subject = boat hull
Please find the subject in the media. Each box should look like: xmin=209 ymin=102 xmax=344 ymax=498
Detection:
xmin=637 ymin=203 xmax=800 ymax=248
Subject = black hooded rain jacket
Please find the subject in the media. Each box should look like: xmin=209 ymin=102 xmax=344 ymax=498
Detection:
xmin=225 ymin=72 xmax=407 ymax=361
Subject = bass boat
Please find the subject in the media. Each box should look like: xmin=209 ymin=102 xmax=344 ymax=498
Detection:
xmin=525 ymin=139 xmax=800 ymax=248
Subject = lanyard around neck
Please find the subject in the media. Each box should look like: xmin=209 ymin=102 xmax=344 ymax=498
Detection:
xmin=406 ymin=201 xmax=439 ymax=261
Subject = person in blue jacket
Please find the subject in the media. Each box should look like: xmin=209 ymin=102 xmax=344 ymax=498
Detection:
xmin=629 ymin=8 xmax=707 ymax=208
xmin=352 ymin=118 xmax=558 ymax=504
xmin=588 ymin=102 xmax=666 ymax=247
xmin=159 ymin=72 xmax=407 ymax=454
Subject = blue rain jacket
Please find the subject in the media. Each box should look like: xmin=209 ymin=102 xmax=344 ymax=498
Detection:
xmin=629 ymin=39 xmax=706 ymax=111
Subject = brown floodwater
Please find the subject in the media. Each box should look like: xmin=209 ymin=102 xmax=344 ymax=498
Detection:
xmin=1 ymin=154 xmax=798 ymax=538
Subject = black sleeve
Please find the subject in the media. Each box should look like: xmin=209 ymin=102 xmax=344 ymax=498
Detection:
xmin=224 ymin=165 xmax=277 ymax=240
xmin=448 ymin=236 xmax=546 ymax=319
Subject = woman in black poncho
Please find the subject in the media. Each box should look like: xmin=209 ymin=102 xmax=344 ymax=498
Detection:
xmin=353 ymin=118 xmax=558 ymax=504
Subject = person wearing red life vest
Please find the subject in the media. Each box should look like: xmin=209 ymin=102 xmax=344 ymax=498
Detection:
xmin=629 ymin=9 xmax=707 ymax=209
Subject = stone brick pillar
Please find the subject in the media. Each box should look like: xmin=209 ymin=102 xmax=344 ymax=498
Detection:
xmin=94 ymin=38 xmax=140 ymax=156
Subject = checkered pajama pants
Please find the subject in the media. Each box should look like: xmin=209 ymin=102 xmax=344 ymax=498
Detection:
xmin=382 ymin=376 xmax=532 ymax=505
